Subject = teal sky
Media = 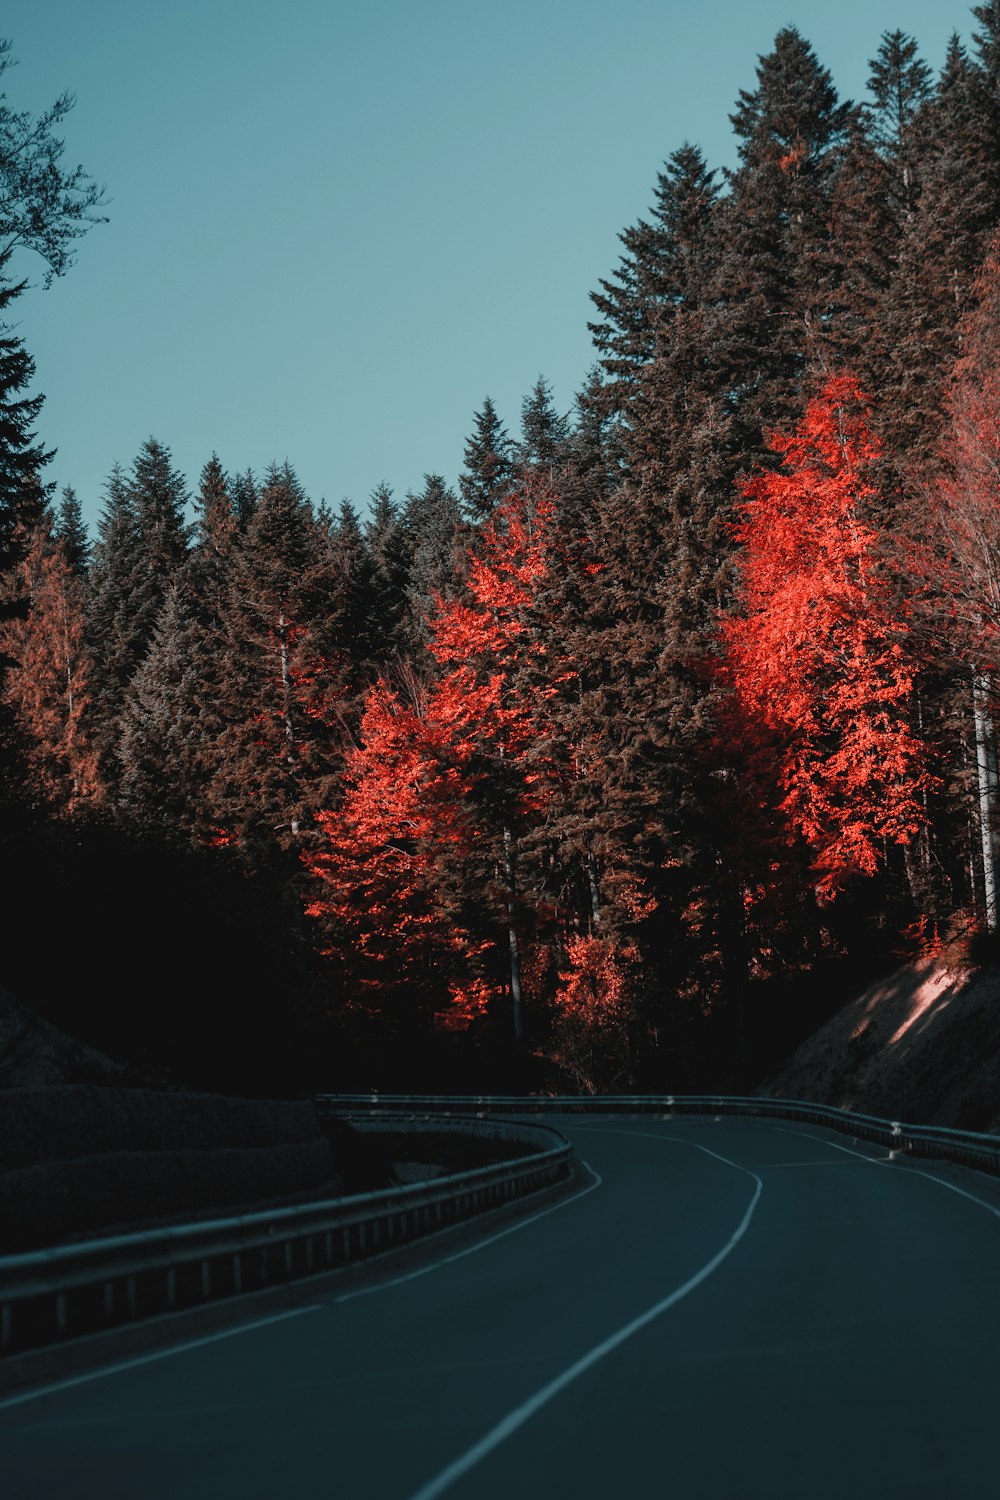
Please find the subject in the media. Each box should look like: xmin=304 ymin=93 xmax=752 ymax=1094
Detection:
xmin=2 ymin=0 xmax=983 ymax=529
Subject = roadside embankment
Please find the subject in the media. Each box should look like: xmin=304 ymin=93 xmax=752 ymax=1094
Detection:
xmin=766 ymin=959 xmax=1000 ymax=1131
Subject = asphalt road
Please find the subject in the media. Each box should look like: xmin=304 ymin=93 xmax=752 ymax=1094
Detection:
xmin=3 ymin=1114 xmax=1000 ymax=1499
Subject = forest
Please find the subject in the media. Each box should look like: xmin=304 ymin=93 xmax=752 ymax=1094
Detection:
xmin=4 ymin=10 xmax=1000 ymax=1096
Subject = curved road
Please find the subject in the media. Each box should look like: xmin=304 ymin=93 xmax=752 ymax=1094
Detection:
xmin=4 ymin=1115 xmax=1000 ymax=1498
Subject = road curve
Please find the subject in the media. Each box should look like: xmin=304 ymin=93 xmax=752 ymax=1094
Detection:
xmin=3 ymin=1114 xmax=1000 ymax=1499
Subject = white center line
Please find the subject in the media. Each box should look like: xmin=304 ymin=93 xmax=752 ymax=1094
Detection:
xmin=404 ymin=1130 xmax=762 ymax=1500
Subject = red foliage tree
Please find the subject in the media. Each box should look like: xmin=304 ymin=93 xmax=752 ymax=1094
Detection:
xmin=1 ymin=518 xmax=101 ymax=810
xmin=306 ymin=487 xmax=563 ymax=1037
xmin=723 ymin=373 xmax=929 ymax=895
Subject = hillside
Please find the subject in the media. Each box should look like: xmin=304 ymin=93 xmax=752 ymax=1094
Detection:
xmin=765 ymin=960 xmax=1000 ymax=1133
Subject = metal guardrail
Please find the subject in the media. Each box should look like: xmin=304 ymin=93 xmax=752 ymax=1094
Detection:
xmin=317 ymin=1094 xmax=1000 ymax=1177
xmin=0 ymin=1114 xmax=572 ymax=1360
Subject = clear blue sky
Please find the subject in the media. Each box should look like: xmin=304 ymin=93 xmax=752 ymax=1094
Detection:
xmin=3 ymin=0 xmax=981 ymax=530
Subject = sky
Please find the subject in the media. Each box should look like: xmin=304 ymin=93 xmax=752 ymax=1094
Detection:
xmin=2 ymin=0 xmax=984 ymax=531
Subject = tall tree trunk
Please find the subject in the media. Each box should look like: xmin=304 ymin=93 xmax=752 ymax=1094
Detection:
xmin=503 ymin=824 xmax=524 ymax=1041
xmin=278 ymin=609 xmax=299 ymax=837
xmin=973 ymin=669 xmax=997 ymax=932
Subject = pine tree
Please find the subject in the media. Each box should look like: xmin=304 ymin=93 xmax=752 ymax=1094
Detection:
xmin=402 ymin=474 xmax=464 ymax=644
xmin=211 ymin=463 xmax=342 ymax=855
xmin=230 ymin=468 xmax=258 ymax=532
xmin=0 ymin=261 xmax=52 ymax=590
xmin=116 ymin=456 xmax=240 ymax=841
xmin=459 ymin=396 xmax=516 ymax=522
xmin=365 ymin=482 xmax=411 ymax=663
xmin=55 ymin=485 xmax=89 ymax=574
xmin=127 ymin=437 xmax=190 ymax=649
xmin=518 ymin=377 xmax=571 ymax=475
xmin=875 ymin=36 xmax=1000 ymax=477
xmin=85 ymin=464 xmax=146 ymax=776
xmin=117 ymin=582 xmax=210 ymax=833
xmin=866 ymin=30 xmax=932 ymax=216
xmin=589 ymin=143 xmax=720 ymax=433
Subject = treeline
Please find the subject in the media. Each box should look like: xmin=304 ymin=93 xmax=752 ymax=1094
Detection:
xmin=5 ymin=12 xmax=1000 ymax=1092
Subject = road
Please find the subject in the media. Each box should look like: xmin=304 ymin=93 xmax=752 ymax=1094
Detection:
xmin=3 ymin=1114 xmax=1000 ymax=1499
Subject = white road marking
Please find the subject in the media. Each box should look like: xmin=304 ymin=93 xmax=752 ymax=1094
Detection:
xmin=769 ymin=1124 xmax=1000 ymax=1222
xmin=0 ymin=1304 xmax=321 ymax=1414
xmin=335 ymin=1161 xmax=603 ymax=1304
xmin=404 ymin=1131 xmax=762 ymax=1500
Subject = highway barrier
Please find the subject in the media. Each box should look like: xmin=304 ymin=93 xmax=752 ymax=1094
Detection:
xmin=318 ymin=1093 xmax=1000 ymax=1176
xmin=0 ymin=1114 xmax=571 ymax=1360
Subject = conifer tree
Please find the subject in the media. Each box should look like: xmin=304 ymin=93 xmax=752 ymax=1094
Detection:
xmin=459 ymin=397 xmax=516 ymax=522
xmin=589 ymin=143 xmax=719 ymax=434
xmin=127 ymin=437 xmax=190 ymax=647
xmin=402 ymin=474 xmax=464 ymax=644
xmin=875 ymin=36 xmax=1000 ymax=477
xmin=0 ymin=261 xmax=52 ymax=591
xmin=117 ymin=456 xmax=239 ymax=840
xmin=518 ymin=377 xmax=571 ymax=475
xmin=117 ymin=583 xmax=209 ymax=833
xmin=85 ymin=464 xmax=146 ymax=775
xmin=55 ymin=485 xmax=89 ymax=574
xmin=712 ymin=28 xmax=852 ymax=442
xmin=866 ymin=30 xmax=932 ymax=216
xmin=230 ymin=468 xmax=258 ymax=532
xmin=211 ymin=463 xmax=341 ymax=854
xmin=365 ymin=482 xmax=411 ymax=663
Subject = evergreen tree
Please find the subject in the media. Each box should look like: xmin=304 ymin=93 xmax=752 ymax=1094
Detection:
xmin=711 ymin=28 xmax=853 ymax=443
xmin=866 ymin=30 xmax=932 ymax=216
xmin=85 ymin=464 xmax=146 ymax=776
xmin=230 ymin=468 xmax=259 ymax=532
xmin=55 ymin=485 xmax=89 ymax=574
xmin=459 ymin=396 xmax=516 ymax=522
xmin=211 ymin=463 xmax=341 ymax=855
xmin=117 ymin=455 xmax=242 ymax=842
xmin=875 ymin=36 xmax=1000 ymax=478
xmin=0 ymin=260 xmax=52 ymax=590
xmin=117 ymin=583 xmax=210 ymax=834
xmin=365 ymin=482 xmax=411 ymax=662
xmin=403 ymin=474 xmax=464 ymax=643
xmin=127 ymin=437 xmax=190 ymax=648
xmin=518 ymin=377 xmax=571 ymax=474
xmin=589 ymin=143 xmax=719 ymax=432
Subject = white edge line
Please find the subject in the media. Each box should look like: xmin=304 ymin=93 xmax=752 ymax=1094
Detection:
xmin=335 ymin=1161 xmax=603 ymax=1304
xmin=769 ymin=1123 xmax=1000 ymax=1222
xmin=0 ymin=1303 xmax=321 ymax=1413
xmin=404 ymin=1134 xmax=762 ymax=1500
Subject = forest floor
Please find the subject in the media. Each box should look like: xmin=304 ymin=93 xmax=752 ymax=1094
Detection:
xmin=766 ymin=957 xmax=1000 ymax=1132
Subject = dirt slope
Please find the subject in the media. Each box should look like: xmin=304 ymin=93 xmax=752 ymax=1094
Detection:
xmin=766 ymin=960 xmax=1000 ymax=1132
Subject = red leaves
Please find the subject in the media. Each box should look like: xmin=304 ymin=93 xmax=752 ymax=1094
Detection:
xmin=306 ymin=487 xmax=560 ymax=1029
xmin=723 ymin=374 xmax=930 ymax=893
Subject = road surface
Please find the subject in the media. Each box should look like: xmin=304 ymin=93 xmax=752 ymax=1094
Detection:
xmin=3 ymin=1114 xmax=1000 ymax=1498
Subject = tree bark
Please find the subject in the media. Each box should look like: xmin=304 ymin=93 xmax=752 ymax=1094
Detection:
xmin=973 ymin=669 xmax=997 ymax=932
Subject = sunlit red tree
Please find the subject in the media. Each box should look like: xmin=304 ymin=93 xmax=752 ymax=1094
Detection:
xmin=723 ymin=373 xmax=929 ymax=896
xmin=307 ymin=486 xmax=565 ymax=1038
